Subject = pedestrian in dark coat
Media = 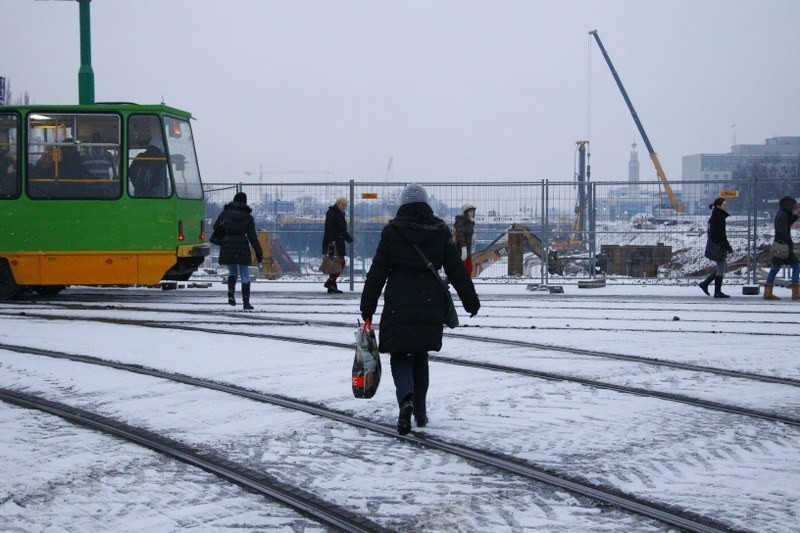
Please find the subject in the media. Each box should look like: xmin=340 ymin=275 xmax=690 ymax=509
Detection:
xmin=360 ymin=183 xmax=480 ymax=435
xmin=764 ymin=195 xmax=799 ymax=300
xmin=322 ymin=197 xmax=353 ymax=293
xmin=699 ymin=197 xmax=734 ymax=298
xmin=453 ymin=203 xmax=477 ymax=277
xmin=214 ymin=192 xmax=263 ymax=310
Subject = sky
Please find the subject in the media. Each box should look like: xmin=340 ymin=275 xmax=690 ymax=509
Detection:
xmin=2 ymin=0 xmax=799 ymax=184
xmin=0 ymin=282 xmax=798 ymax=531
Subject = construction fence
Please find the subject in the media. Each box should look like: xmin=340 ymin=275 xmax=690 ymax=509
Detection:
xmin=202 ymin=178 xmax=799 ymax=287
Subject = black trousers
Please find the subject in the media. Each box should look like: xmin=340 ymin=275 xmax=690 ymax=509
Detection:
xmin=390 ymin=352 xmax=429 ymax=414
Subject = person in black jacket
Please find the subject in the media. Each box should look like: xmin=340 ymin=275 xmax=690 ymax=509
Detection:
xmin=360 ymin=183 xmax=480 ymax=435
xmin=213 ymin=192 xmax=263 ymax=310
xmin=763 ymin=195 xmax=799 ymax=300
xmin=699 ymin=197 xmax=734 ymax=298
xmin=322 ymin=197 xmax=353 ymax=294
xmin=453 ymin=203 xmax=477 ymax=277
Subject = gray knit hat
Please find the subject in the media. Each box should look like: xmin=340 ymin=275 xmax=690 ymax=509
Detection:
xmin=400 ymin=183 xmax=428 ymax=205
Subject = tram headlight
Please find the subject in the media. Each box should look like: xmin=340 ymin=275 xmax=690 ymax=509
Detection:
xmin=178 ymin=220 xmax=185 ymax=242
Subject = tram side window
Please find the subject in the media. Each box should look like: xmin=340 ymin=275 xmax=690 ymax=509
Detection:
xmin=27 ymin=113 xmax=121 ymax=200
xmin=0 ymin=113 xmax=20 ymax=199
xmin=128 ymin=114 xmax=172 ymax=199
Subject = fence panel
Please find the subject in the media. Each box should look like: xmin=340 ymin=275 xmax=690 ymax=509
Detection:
xmin=202 ymin=178 xmax=797 ymax=285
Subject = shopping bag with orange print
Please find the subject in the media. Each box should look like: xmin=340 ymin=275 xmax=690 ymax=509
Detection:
xmin=352 ymin=320 xmax=382 ymax=399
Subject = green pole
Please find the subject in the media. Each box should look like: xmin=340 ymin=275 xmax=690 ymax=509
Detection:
xmin=78 ymin=0 xmax=95 ymax=104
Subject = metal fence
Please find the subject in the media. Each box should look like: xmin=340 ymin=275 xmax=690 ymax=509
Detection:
xmin=202 ymin=178 xmax=798 ymax=286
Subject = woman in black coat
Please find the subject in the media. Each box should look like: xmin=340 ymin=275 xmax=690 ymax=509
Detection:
xmin=214 ymin=192 xmax=263 ymax=310
xmin=360 ymin=183 xmax=480 ymax=435
xmin=321 ymin=197 xmax=353 ymax=293
xmin=699 ymin=197 xmax=734 ymax=298
xmin=764 ymin=195 xmax=799 ymax=300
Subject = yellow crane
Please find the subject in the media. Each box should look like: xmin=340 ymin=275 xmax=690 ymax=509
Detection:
xmin=589 ymin=30 xmax=685 ymax=214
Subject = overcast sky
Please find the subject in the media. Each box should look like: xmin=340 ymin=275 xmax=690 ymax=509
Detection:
xmin=2 ymin=0 xmax=799 ymax=184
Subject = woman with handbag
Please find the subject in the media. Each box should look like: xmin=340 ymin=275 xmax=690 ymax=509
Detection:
xmin=214 ymin=192 xmax=263 ymax=310
xmin=322 ymin=197 xmax=353 ymax=294
xmin=699 ymin=197 xmax=734 ymax=298
xmin=360 ymin=183 xmax=480 ymax=435
xmin=764 ymin=196 xmax=799 ymax=300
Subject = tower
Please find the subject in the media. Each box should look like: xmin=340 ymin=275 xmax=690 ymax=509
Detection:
xmin=628 ymin=141 xmax=640 ymax=196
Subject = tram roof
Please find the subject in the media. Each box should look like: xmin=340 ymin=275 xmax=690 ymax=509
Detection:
xmin=1 ymin=103 xmax=193 ymax=120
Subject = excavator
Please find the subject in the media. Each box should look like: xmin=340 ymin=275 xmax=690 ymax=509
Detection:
xmin=589 ymin=30 xmax=685 ymax=217
xmin=472 ymin=223 xmax=564 ymax=276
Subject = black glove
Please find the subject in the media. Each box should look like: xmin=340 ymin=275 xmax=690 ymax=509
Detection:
xmin=256 ymin=256 xmax=263 ymax=264
xmin=361 ymin=313 xmax=372 ymax=322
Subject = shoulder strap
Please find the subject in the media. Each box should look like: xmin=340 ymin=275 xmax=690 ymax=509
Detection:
xmin=412 ymin=243 xmax=450 ymax=293
xmin=392 ymin=226 xmax=450 ymax=292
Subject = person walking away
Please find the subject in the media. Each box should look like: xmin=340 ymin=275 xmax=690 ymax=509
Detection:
xmin=214 ymin=192 xmax=263 ymax=310
xmin=322 ymin=197 xmax=353 ymax=294
xmin=699 ymin=197 xmax=734 ymax=298
xmin=360 ymin=183 xmax=480 ymax=435
xmin=454 ymin=203 xmax=477 ymax=277
xmin=764 ymin=196 xmax=800 ymax=300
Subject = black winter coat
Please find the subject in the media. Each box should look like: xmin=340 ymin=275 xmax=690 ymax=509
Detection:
xmin=322 ymin=205 xmax=353 ymax=255
xmin=360 ymin=202 xmax=481 ymax=354
xmin=453 ymin=214 xmax=475 ymax=258
xmin=772 ymin=197 xmax=799 ymax=265
xmin=708 ymin=206 xmax=733 ymax=254
xmin=214 ymin=201 xmax=263 ymax=266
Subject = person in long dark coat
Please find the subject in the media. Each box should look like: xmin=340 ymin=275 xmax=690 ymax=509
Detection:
xmin=764 ymin=195 xmax=799 ymax=300
xmin=214 ymin=192 xmax=263 ymax=310
xmin=360 ymin=183 xmax=480 ymax=435
xmin=321 ymin=197 xmax=353 ymax=293
xmin=453 ymin=203 xmax=477 ymax=276
xmin=699 ymin=197 xmax=734 ymax=298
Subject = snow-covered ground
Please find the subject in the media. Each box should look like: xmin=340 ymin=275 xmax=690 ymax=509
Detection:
xmin=0 ymin=281 xmax=798 ymax=531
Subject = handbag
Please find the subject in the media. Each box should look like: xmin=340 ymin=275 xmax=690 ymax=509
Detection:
xmin=320 ymin=243 xmax=343 ymax=275
xmin=770 ymin=241 xmax=789 ymax=260
xmin=352 ymin=320 xmax=382 ymax=399
xmin=411 ymin=243 xmax=459 ymax=329
xmin=209 ymin=221 xmax=224 ymax=245
xmin=704 ymin=239 xmax=726 ymax=262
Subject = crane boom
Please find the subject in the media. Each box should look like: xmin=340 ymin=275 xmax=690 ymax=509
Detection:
xmin=589 ymin=30 xmax=684 ymax=213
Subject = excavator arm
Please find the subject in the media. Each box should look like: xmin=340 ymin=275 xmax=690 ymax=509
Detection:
xmin=589 ymin=30 xmax=684 ymax=213
xmin=472 ymin=224 xmax=562 ymax=276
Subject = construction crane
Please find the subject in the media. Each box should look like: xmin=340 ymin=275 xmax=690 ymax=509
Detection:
xmin=589 ymin=30 xmax=685 ymax=215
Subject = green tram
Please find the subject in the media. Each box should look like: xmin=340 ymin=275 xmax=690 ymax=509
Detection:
xmin=0 ymin=103 xmax=209 ymax=299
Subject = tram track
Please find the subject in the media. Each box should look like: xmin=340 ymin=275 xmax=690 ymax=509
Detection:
xmin=5 ymin=302 xmax=799 ymax=382
xmin=0 ymin=387 xmax=385 ymax=533
xmin=1 ymin=307 xmax=799 ymax=429
xmin=0 ymin=344 xmax=734 ymax=533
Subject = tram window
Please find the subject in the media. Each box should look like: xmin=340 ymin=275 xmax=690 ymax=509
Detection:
xmin=164 ymin=117 xmax=203 ymax=200
xmin=0 ymin=113 xmax=20 ymax=199
xmin=128 ymin=114 xmax=172 ymax=199
xmin=27 ymin=113 xmax=121 ymax=200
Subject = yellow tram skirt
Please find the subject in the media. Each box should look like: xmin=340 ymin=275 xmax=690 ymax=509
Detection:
xmin=4 ymin=250 xmax=187 ymax=286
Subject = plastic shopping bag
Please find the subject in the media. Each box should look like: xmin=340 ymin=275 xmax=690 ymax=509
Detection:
xmin=352 ymin=320 xmax=382 ymax=399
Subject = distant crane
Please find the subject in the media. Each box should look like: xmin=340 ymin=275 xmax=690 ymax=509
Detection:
xmin=589 ymin=30 xmax=685 ymax=215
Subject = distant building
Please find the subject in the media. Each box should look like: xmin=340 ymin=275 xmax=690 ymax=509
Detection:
xmin=682 ymin=136 xmax=800 ymax=214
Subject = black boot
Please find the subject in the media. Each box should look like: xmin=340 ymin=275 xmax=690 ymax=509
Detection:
xmin=242 ymin=283 xmax=253 ymax=310
xmin=713 ymin=275 xmax=729 ymax=298
xmin=698 ymin=272 xmax=715 ymax=296
xmin=227 ymin=276 xmax=236 ymax=306
xmin=397 ymin=401 xmax=413 ymax=436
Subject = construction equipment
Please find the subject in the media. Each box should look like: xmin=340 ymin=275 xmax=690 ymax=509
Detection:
xmin=472 ymin=224 xmax=563 ymax=276
xmin=589 ymin=30 xmax=685 ymax=215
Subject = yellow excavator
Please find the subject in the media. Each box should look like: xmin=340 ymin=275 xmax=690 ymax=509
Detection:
xmin=472 ymin=223 xmax=564 ymax=276
xmin=589 ymin=30 xmax=685 ymax=216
